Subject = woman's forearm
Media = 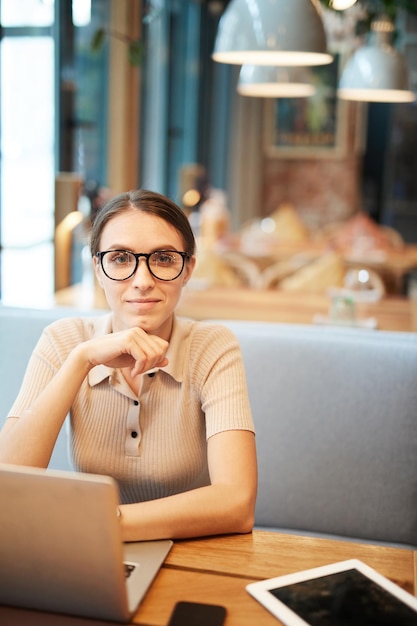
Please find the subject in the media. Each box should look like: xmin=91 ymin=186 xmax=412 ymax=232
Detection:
xmin=118 ymin=430 xmax=258 ymax=542
xmin=119 ymin=481 xmax=256 ymax=542
xmin=0 ymin=345 xmax=92 ymax=467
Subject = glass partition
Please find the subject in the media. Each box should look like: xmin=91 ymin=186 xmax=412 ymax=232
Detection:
xmin=0 ymin=0 xmax=110 ymax=307
xmin=0 ymin=1 xmax=55 ymax=306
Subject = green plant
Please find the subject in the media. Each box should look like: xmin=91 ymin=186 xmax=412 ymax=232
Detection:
xmin=91 ymin=28 xmax=143 ymax=66
xmin=320 ymin=0 xmax=417 ymax=12
xmin=320 ymin=0 xmax=417 ymax=36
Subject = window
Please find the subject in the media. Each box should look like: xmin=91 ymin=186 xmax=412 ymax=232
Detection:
xmin=0 ymin=0 xmax=234 ymax=306
xmin=140 ymin=0 xmax=233 ymax=204
xmin=0 ymin=0 xmax=55 ymax=305
xmin=0 ymin=0 xmax=110 ymax=306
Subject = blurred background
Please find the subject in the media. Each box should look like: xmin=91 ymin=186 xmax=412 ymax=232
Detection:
xmin=1 ymin=0 xmax=417 ymax=309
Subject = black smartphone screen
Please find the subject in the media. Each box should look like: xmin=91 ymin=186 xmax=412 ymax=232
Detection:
xmin=167 ymin=601 xmax=226 ymax=626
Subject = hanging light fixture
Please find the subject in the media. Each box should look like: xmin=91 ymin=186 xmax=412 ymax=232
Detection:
xmin=330 ymin=0 xmax=358 ymax=9
xmin=237 ymin=65 xmax=316 ymax=97
xmin=212 ymin=0 xmax=333 ymax=67
xmin=338 ymin=14 xmax=416 ymax=103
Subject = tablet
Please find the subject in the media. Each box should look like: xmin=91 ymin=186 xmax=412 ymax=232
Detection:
xmin=246 ymin=559 xmax=417 ymax=626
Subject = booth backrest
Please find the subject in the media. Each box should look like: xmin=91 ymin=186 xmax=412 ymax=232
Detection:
xmin=222 ymin=320 xmax=417 ymax=547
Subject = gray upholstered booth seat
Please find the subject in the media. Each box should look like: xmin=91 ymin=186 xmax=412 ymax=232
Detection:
xmin=220 ymin=320 xmax=417 ymax=548
xmin=1 ymin=306 xmax=417 ymax=547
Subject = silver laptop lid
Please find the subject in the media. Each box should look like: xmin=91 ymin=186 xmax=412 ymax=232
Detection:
xmin=0 ymin=464 xmax=172 ymax=622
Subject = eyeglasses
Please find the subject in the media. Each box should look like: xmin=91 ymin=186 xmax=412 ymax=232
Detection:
xmin=96 ymin=249 xmax=190 ymax=282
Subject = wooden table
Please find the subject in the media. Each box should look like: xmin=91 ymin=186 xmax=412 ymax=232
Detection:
xmin=0 ymin=530 xmax=415 ymax=625
xmin=54 ymin=284 xmax=417 ymax=333
xmin=133 ymin=530 xmax=417 ymax=626
xmin=176 ymin=287 xmax=417 ymax=332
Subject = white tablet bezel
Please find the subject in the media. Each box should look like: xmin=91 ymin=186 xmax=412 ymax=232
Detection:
xmin=246 ymin=559 xmax=417 ymax=626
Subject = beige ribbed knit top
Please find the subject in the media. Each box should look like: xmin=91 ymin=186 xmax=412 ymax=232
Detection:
xmin=8 ymin=314 xmax=254 ymax=503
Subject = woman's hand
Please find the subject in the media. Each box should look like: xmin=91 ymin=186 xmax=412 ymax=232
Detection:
xmin=0 ymin=327 xmax=169 ymax=467
xmin=81 ymin=327 xmax=169 ymax=376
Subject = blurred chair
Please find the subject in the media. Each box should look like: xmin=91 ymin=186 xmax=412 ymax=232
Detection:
xmin=54 ymin=173 xmax=84 ymax=291
xmin=55 ymin=211 xmax=84 ymax=291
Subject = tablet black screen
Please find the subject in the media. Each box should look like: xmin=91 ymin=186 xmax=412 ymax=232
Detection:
xmin=270 ymin=569 xmax=417 ymax=626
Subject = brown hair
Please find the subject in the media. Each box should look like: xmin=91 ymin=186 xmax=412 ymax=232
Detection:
xmin=90 ymin=189 xmax=196 ymax=257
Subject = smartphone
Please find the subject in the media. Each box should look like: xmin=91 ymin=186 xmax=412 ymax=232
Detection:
xmin=167 ymin=601 xmax=226 ymax=626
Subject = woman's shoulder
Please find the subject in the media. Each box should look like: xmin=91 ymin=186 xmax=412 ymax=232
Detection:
xmin=175 ymin=316 xmax=240 ymax=350
xmin=43 ymin=313 xmax=112 ymax=343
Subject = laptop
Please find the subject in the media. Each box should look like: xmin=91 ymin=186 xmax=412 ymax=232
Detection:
xmin=0 ymin=464 xmax=173 ymax=623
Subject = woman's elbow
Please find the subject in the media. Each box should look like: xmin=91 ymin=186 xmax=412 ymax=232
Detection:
xmin=236 ymin=511 xmax=255 ymax=534
xmin=230 ymin=490 xmax=257 ymax=534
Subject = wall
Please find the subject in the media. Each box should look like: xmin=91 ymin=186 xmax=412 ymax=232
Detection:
xmin=261 ymin=96 xmax=366 ymax=233
xmin=228 ymin=82 xmax=365 ymax=234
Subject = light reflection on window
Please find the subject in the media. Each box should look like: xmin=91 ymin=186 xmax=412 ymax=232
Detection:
xmin=73 ymin=0 xmax=91 ymax=27
xmin=0 ymin=0 xmax=108 ymax=307
xmin=1 ymin=37 xmax=54 ymax=246
xmin=0 ymin=7 xmax=55 ymax=305
xmin=1 ymin=244 xmax=54 ymax=308
xmin=0 ymin=0 xmax=54 ymax=27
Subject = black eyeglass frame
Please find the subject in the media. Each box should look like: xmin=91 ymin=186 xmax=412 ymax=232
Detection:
xmin=95 ymin=249 xmax=191 ymax=282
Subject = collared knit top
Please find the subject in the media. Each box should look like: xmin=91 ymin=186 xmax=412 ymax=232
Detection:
xmin=8 ymin=314 xmax=254 ymax=503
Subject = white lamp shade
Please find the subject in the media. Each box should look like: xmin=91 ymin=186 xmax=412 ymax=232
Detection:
xmin=338 ymin=18 xmax=416 ymax=104
xmin=212 ymin=0 xmax=332 ymax=67
xmin=237 ymin=65 xmax=316 ymax=97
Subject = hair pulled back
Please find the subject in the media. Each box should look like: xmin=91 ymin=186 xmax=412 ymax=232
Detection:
xmin=90 ymin=189 xmax=196 ymax=257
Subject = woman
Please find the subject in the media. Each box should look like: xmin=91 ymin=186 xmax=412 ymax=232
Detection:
xmin=0 ymin=189 xmax=257 ymax=542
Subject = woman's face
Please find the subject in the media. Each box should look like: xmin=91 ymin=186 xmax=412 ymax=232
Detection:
xmin=94 ymin=209 xmax=195 ymax=338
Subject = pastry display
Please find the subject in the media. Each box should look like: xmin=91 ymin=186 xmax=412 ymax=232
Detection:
xmin=326 ymin=211 xmax=404 ymax=259
xmin=190 ymin=247 xmax=248 ymax=288
xmin=269 ymin=203 xmax=310 ymax=243
xmin=279 ymin=251 xmax=345 ymax=293
xmin=239 ymin=203 xmax=310 ymax=256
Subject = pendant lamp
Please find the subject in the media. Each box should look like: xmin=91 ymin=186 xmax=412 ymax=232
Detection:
xmin=212 ymin=0 xmax=332 ymax=67
xmin=338 ymin=15 xmax=415 ymax=103
xmin=330 ymin=0 xmax=357 ymax=9
xmin=237 ymin=65 xmax=316 ymax=97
